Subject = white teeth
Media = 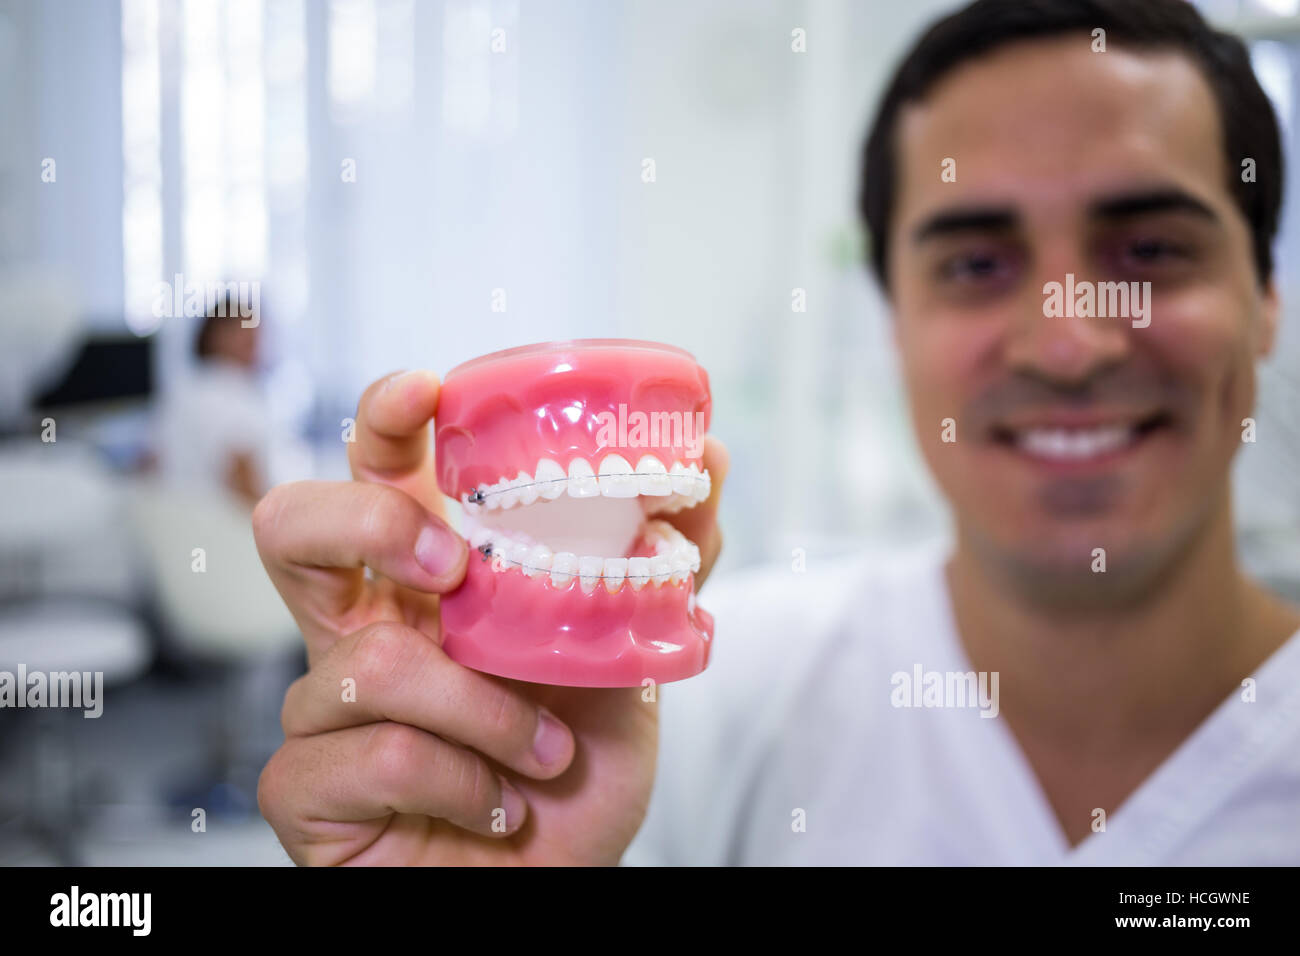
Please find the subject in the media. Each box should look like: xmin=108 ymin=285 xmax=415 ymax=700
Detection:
xmin=468 ymin=457 xmax=709 ymax=510
xmin=650 ymin=460 xmax=708 ymax=512
xmin=597 ymin=454 xmax=639 ymax=498
xmin=686 ymin=462 xmax=709 ymax=501
xmin=669 ymin=461 xmax=694 ymax=496
xmin=627 ymin=556 xmax=651 ymax=591
xmin=578 ymin=555 xmax=604 ymax=593
xmin=475 ymin=521 xmax=699 ymax=592
xmin=645 ymin=519 xmax=687 ymax=553
xmin=649 ymin=555 xmax=672 ymax=587
xmin=468 ymin=456 xmax=704 ymax=591
xmin=645 ymin=519 xmax=672 ymax=552
xmin=523 ymin=544 xmax=552 ymax=577
xmin=550 ymin=551 xmax=578 ymax=588
xmin=566 ymin=458 xmax=600 ymax=498
xmin=670 ymin=545 xmax=692 ymax=584
xmin=603 ymin=557 xmax=628 ymax=593
xmin=534 ymin=458 xmax=567 ymax=500
xmin=645 ymin=494 xmax=690 ymax=516
xmin=635 ymin=455 xmax=672 ymax=496
xmin=507 ymin=541 xmax=530 ymax=570
xmin=514 ymin=471 xmax=538 ymax=507
xmin=1016 ymin=425 xmax=1134 ymax=461
xmin=497 ymin=475 xmax=521 ymax=510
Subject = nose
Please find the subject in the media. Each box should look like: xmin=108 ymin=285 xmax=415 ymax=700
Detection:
xmin=1004 ymin=268 xmax=1133 ymax=387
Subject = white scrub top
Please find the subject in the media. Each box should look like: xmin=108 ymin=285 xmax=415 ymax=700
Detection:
xmin=624 ymin=542 xmax=1300 ymax=865
xmin=156 ymin=359 xmax=270 ymax=497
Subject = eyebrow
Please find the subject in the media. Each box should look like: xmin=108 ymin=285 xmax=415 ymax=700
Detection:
xmin=1089 ymin=188 xmax=1220 ymax=224
xmin=912 ymin=207 xmax=1017 ymax=245
xmin=911 ymin=187 xmax=1221 ymax=247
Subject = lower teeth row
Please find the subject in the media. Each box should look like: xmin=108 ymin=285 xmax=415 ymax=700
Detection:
xmin=468 ymin=529 xmax=700 ymax=593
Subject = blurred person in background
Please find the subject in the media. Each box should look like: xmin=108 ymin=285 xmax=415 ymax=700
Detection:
xmin=252 ymin=0 xmax=1300 ymax=866
xmin=156 ymin=293 xmax=267 ymax=509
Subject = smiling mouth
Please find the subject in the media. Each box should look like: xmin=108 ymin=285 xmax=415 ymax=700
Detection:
xmin=989 ymin=411 xmax=1173 ymax=463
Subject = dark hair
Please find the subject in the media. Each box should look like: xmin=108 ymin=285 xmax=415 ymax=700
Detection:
xmin=194 ymin=290 xmax=252 ymax=358
xmin=859 ymin=0 xmax=1284 ymax=292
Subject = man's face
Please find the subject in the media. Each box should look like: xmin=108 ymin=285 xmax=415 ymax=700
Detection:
xmin=889 ymin=37 xmax=1278 ymax=596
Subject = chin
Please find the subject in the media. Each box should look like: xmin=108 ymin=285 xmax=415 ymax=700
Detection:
xmin=974 ymin=510 xmax=1195 ymax=607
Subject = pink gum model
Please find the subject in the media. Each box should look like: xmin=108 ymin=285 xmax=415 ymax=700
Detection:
xmin=435 ymin=339 xmax=715 ymax=687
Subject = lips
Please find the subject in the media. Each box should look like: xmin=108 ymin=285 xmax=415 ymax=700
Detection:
xmin=435 ymin=339 xmax=714 ymax=687
xmin=989 ymin=411 xmax=1172 ymax=465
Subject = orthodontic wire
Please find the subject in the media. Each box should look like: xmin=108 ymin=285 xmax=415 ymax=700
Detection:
xmin=464 ymin=469 xmax=710 ymax=505
xmin=464 ymin=469 xmax=706 ymax=579
xmin=474 ymin=542 xmax=697 ymax=581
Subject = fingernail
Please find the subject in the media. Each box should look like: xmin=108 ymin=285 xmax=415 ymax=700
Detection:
xmin=496 ymin=777 xmax=527 ymax=832
xmin=383 ymin=368 xmax=437 ymax=396
xmin=415 ymin=524 xmax=463 ymax=579
xmin=379 ymin=369 xmax=412 ymax=393
xmin=532 ymin=708 xmax=572 ymax=768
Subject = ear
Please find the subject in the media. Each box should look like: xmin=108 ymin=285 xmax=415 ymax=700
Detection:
xmin=1257 ymin=278 xmax=1280 ymax=358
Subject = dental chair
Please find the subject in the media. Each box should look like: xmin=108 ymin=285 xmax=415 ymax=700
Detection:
xmin=125 ymin=479 xmax=299 ymax=819
xmin=0 ymin=440 xmax=151 ymax=864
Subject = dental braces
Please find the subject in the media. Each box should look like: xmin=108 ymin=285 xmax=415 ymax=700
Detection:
xmin=464 ymin=470 xmax=709 ymax=505
xmin=476 ymin=542 xmax=687 ymax=571
xmin=475 ymin=543 xmax=696 ymax=582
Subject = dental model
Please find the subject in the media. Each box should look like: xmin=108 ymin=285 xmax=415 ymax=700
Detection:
xmin=435 ymin=339 xmax=715 ymax=687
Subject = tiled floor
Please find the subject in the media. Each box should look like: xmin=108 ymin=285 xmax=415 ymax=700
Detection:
xmin=1 ymin=818 xmax=293 ymax=866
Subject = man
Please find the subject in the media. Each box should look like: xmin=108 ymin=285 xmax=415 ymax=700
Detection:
xmin=253 ymin=0 xmax=1300 ymax=865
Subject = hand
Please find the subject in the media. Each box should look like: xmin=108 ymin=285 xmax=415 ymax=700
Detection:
xmin=253 ymin=369 xmax=728 ymax=865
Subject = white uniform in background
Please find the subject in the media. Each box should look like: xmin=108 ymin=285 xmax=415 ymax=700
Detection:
xmin=156 ymin=359 xmax=270 ymax=499
xmin=624 ymin=542 xmax=1300 ymax=865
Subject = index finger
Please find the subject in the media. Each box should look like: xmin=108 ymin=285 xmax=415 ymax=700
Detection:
xmin=348 ymin=369 xmax=446 ymax=516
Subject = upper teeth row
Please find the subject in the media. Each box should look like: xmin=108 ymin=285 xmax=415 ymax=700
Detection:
xmin=463 ymin=455 xmax=711 ymax=512
xmin=1016 ymin=425 xmax=1134 ymax=460
xmin=467 ymin=520 xmax=701 ymax=593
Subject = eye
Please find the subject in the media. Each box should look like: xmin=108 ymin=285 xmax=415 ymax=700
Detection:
xmin=938 ymin=251 xmax=1011 ymax=283
xmin=1128 ymin=238 xmax=1183 ymax=261
xmin=1111 ymin=236 xmax=1194 ymax=273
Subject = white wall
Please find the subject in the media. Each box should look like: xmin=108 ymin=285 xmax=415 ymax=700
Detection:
xmin=5 ymin=0 xmax=1299 ymax=572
